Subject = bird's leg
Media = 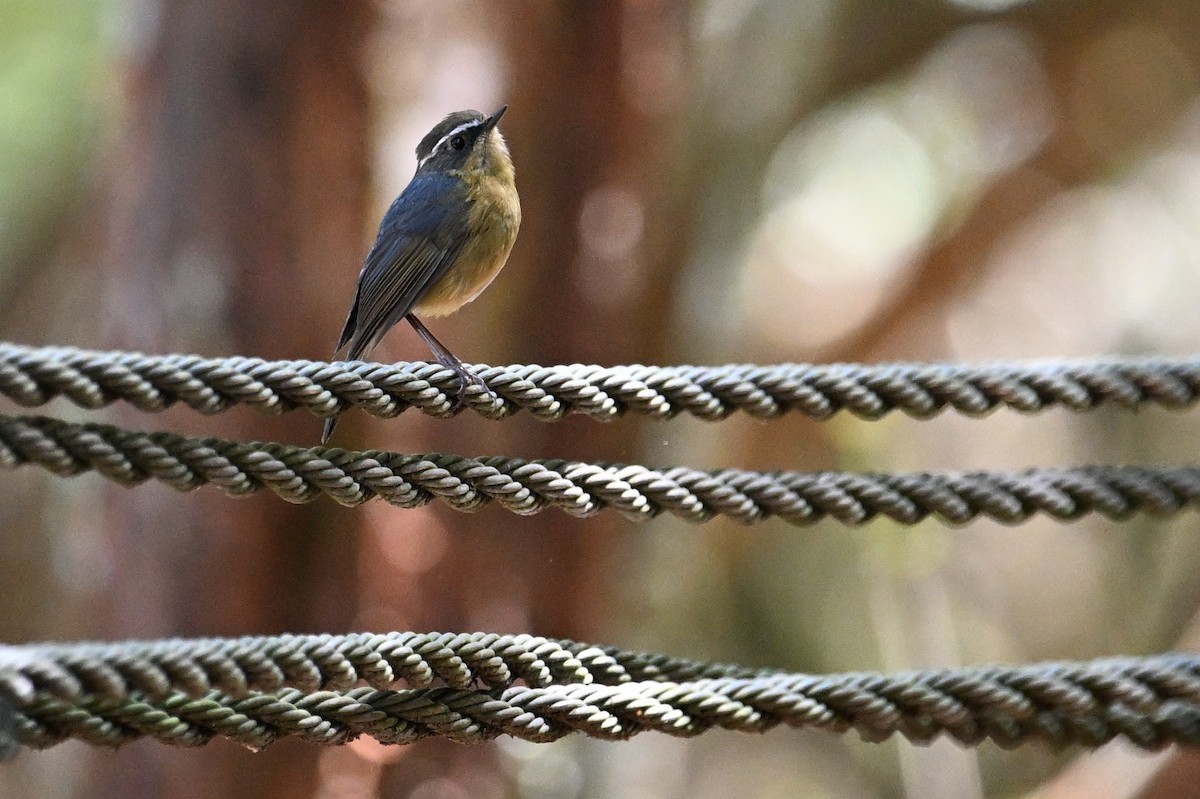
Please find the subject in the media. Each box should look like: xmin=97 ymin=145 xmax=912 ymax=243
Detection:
xmin=405 ymin=314 xmax=486 ymax=405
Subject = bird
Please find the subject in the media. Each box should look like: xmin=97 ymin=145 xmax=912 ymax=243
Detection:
xmin=323 ymin=106 xmax=521 ymax=443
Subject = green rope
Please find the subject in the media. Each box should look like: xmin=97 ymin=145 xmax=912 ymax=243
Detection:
xmin=3 ymin=633 xmax=1197 ymax=753
xmin=1 ymin=414 xmax=1198 ymax=525
xmin=1 ymin=342 xmax=1196 ymax=422
xmin=2 ymin=348 xmax=1196 ymax=757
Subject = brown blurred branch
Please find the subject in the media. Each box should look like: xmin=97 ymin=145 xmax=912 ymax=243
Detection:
xmin=824 ymin=0 xmax=1200 ymax=362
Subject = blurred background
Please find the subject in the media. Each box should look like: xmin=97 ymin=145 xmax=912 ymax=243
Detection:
xmin=2 ymin=0 xmax=1200 ymax=796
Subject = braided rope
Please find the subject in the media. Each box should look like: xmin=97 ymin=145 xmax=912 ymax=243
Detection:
xmin=2 ymin=342 xmax=1198 ymax=423
xmin=1 ymin=413 xmax=1198 ymax=526
xmin=0 ymin=632 xmax=758 ymax=706
xmin=2 ymin=634 xmax=1197 ymax=751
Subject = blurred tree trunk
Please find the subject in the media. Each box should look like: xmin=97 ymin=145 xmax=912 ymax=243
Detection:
xmin=89 ymin=1 xmax=372 ymax=797
xmin=368 ymin=0 xmax=692 ymax=792
xmin=371 ymin=0 xmax=689 ymax=638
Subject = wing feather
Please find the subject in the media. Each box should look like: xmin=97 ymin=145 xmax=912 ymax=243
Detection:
xmin=334 ymin=174 xmax=469 ymax=361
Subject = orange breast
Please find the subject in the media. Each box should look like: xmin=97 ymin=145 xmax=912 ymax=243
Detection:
xmin=415 ymin=174 xmax=521 ymax=317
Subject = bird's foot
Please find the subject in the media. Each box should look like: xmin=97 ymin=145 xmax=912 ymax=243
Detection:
xmin=437 ymin=358 xmax=488 ymax=412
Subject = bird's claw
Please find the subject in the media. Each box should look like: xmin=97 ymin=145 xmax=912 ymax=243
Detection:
xmin=442 ymin=362 xmax=488 ymax=412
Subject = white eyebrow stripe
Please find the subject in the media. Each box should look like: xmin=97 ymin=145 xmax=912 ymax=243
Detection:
xmin=417 ymin=119 xmax=485 ymax=168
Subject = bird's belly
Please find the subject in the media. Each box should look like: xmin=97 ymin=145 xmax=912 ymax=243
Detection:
xmin=414 ymin=181 xmax=520 ymax=317
xmin=415 ymin=244 xmax=512 ymax=316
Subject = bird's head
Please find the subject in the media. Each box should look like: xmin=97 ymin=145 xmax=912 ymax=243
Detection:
xmin=414 ymin=106 xmax=514 ymax=184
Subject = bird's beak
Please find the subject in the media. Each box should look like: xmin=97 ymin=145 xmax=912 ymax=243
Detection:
xmin=484 ymin=105 xmax=508 ymax=131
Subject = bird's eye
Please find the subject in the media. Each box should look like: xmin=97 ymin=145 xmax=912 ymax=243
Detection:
xmin=450 ymin=135 xmax=466 ymax=151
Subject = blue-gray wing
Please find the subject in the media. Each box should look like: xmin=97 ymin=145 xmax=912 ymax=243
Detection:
xmin=335 ymin=173 xmax=470 ymax=361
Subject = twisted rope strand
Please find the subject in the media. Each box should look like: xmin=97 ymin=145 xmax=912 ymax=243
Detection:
xmin=0 ymin=632 xmax=766 ymax=707
xmin=2 ymin=635 xmax=1197 ymax=751
xmin=2 ymin=342 xmax=1198 ymax=423
xmin=1 ymin=414 xmax=1198 ymax=526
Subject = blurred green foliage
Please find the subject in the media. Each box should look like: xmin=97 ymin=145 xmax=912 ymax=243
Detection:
xmin=0 ymin=0 xmax=105 ymax=274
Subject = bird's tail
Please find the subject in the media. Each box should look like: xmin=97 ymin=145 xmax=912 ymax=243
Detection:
xmin=321 ymin=415 xmax=339 ymax=444
xmin=323 ymin=300 xmax=377 ymax=444
xmin=322 ymin=339 xmax=354 ymax=444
